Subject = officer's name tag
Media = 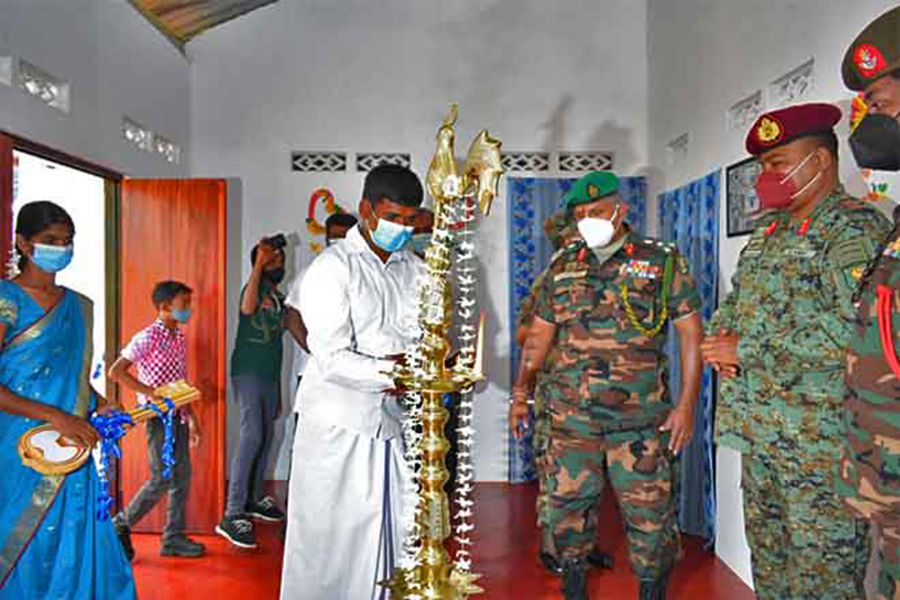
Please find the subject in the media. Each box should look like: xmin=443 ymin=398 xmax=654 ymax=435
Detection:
xmin=555 ymin=270 xmax=587 ymax=282
xmin=783 ymin=247 xmax=817 ymax=259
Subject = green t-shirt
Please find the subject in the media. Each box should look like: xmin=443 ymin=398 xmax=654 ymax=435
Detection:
xmin=230 ymin=281 xmax=286 ymax=381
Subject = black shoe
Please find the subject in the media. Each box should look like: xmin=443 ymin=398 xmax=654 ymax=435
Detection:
xmin=160 ymin=535 xmax=206 ymax=558
xmin=539 ymin=551 xmax=564 ymax=576
xmin=561 ymin=559 xmax=589 ymax=600
xmin=113 ymin=520 xmax=135 ymax=562
xmin=587 ymin=548 xmax=613 ymax=570
xmin=216 ymin=516 xmax=258 ymax=549
xmin=639 ymin=575 xmax=668 ymax=600
xmin=246 ymin=496 xmax=285 ymax=522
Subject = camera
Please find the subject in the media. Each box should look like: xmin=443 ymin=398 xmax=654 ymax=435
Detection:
xmin=265 ymin=233 xmax=287 ymax=249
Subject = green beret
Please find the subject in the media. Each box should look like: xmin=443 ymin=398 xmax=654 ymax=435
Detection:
xmin=565 ymin=171 xmax=620 ymax=209
xmin=842 ymin=7 xmax=900 ymax=91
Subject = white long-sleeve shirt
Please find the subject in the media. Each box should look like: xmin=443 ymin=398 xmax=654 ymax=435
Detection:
xmin=296 ymin=225 xmax=424 ymax=439
xmin=285 ymin=266 xmax=309 ymax=376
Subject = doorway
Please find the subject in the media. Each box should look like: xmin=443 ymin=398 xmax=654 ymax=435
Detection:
xmin=12 ymin=150 xmax=110 ymax=395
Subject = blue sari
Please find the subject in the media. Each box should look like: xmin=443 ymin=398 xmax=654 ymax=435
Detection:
xmin=0 ymin=281 xmax=136 ymax=599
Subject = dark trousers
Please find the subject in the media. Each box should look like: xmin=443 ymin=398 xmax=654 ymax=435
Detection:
xmin=117 ymin=417 xmax=191 ymax=542
xmin=226 ymin=374 xmax=280 ymax=516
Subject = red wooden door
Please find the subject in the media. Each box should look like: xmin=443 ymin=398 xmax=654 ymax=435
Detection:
xmin=119 ymin=179 xmax=227 ymax=534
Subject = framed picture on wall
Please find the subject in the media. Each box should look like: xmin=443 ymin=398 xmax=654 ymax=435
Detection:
xmin=726 ymin=157 xmax=762 ymax=237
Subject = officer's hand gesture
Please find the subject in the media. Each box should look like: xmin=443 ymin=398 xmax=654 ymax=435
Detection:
xmin=700 ymin=328 xmax=740 ymax=377
xmin=508 ymin=389 xmax=530 ymax=438
xmin=659 ymin=403 xmax=694 ymax=454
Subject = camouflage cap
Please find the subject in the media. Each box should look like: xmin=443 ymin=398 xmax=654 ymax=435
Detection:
xmin=565 ymin=171 xmax=620 ymax=210
xmin=842 ymin=7 xmax=900 ymax=91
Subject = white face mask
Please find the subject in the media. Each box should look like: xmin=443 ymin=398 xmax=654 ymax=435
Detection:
xmin=577 ymin=204 xmax=620 ymax=248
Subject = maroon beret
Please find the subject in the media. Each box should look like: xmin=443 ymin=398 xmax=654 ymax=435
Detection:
xmin=745 ymin=103 xmax=842 ymax=156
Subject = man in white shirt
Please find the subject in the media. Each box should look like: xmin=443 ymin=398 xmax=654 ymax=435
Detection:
xmin=280 ymin=213 xmax=358 ymax=517
xmin=285 ymin=212 xmax=358 ymax=393
xmin=280 ymin=165 xmax=425 ymax=600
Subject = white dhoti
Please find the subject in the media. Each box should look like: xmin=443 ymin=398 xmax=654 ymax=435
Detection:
xmin=280 ymin=416 xmax=409 ymax=600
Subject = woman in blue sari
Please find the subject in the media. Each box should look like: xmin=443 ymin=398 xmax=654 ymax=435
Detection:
xmin=0 ymin=201 xmax=136 ymax=599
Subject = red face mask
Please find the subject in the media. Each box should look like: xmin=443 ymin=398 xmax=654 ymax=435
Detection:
xmin=754 ymin=152 xmax=821 ymax=210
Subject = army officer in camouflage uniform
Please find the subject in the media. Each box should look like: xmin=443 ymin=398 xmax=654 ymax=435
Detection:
xmin=838 ymin=8 xmax=900 ymax=600
xmin=510 ymin=171 xmax=703 ymax=600
xmin=702 ymin=103 xmax=890 ymax=600
xmin=516 ymin=213 xmax=612 ymax=577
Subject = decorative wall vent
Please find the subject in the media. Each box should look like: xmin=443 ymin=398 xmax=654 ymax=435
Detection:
xmin=727 ymin=91 xmax=763 ymax=132
xmin=666 ymin=133 xmax=689 ymax=166
xmin=154 ymin=135 xmax=181 ymax=164
xmin=558 ymin=151 xmax=614 ymax=173
xmin=123 ymin=117 xmax=154 ymax=152
xmin=768 ymin=59 xmax=815 ymax=110
xmin=291 ymin=152 xmax=348 ymax=172
xmin=17 ymin=59 xmax=69 ymax=112
xmin=356 ymin=153 xmax=411 ymax=172
xmin=501 ymin=152 xmax=551 ymax=172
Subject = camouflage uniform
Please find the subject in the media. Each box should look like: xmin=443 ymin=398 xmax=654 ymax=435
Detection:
xmin=839 ymin=215 xmax=900 ymax=600
xmin=533 ymin=230 xmax=701 ymax=582
xmin=711 ymin=185 xmax=888 ymax=599
xmin=519 ymin=215 xmax=581 ymax=552
xmin=838 ymin=9 xmax=900 ymax=600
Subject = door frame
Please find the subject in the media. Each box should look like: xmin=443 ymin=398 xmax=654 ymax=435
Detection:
xmin=0 ymin=131 xmax=125 ymax=498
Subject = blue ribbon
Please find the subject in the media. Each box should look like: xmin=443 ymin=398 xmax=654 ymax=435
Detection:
xmin=89 ymin=409 xmax=134 ymax=521
xmin=147 ymin=398 xmax=177 ymax=480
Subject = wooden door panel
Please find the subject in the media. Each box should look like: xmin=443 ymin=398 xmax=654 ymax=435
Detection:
xmin=119 ymin=179 xmax=227 ymax=534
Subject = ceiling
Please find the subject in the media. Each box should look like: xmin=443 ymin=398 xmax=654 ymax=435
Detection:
xmin=128 ymin=0 xmax=280 ymax=52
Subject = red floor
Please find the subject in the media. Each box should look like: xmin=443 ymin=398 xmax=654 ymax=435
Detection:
xmin=132 ymin=482 xmax=752 ymax=599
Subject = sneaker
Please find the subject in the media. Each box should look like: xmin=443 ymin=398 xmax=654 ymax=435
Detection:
xmin=160 ymin=535 xmax=206 ymax=558
xmin=113 ymin=520 xmax=135 ymax=562
xmin=246 ymin=496 xmax=285 ymax=522
xmin=216 ymin=516 xmax=257 ymax=549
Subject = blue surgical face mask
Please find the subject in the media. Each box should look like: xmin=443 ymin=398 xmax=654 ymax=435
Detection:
xmin=409 ymin=233 xmax=431 ymax=256
xmin=371 ymin=218 xmax=413 ymax=253
xmin=31 ymin=243 xmax=74 ymax=273
xmin=172 ymin=308 xmax=192 ymax=323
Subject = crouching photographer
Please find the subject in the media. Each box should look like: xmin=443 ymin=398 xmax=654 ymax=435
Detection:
xmin=217 ymin=234 xmax=288 ymax=549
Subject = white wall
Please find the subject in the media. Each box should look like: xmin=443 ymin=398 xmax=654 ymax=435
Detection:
xmin=0 ymin=0 xmax=191 ymax=177
xmin=647 ymin=0 xmax=900 ymax=588
xmin=190 ymin=0 xmax=649 ymax=481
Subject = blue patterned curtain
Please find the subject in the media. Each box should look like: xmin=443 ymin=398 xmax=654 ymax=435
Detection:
xmin=658 ymin=170 xmax=720 ymax=542
xmin=507 ymin=176 xmax=647 ymax=482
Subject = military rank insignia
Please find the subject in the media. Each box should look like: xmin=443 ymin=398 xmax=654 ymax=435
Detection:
xmin=854 ymin=43 xmax=887 ymax=78
xmin=756 ymin=116 xmax=784 ymax=146
xmin=883 ymin=237 xmax=900 ymax=260
xmin=620 ymin=260 xmax=661 ymax=279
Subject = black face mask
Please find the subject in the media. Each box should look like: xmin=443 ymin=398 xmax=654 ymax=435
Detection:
xmin=265 ymin=268 xmax=285 ymax=284
xmin=849 ymin=112 xmax=900 ymax=171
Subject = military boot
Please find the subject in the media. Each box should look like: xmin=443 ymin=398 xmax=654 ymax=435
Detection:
xmin=638 ymin=574 xmax=669 ymax=600
xmin=539 ymin=550 xmax=564 ymax=575
xmin=561 ymin=559 xmax=589 ymax=600
xmin=586 ymin=548 xmax=613 ymax=570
